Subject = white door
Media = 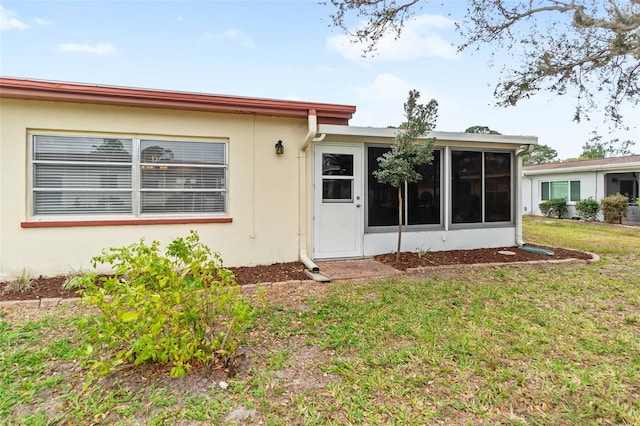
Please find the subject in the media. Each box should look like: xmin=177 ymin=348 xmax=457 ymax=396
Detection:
xmin=313 ymin=145 xmax=363 ymax=258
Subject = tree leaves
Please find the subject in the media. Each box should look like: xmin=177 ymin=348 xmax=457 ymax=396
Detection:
xmin=327 ymin=0 xmax=640 ymax=126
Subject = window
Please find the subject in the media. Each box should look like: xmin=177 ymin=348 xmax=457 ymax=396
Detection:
xmin=451 ymin=150 xmax=512 ymax=224
xmin=31 ymin=134 xmax=227 ymax=217
xmin=321 ymin=153 xmax=354 ymax=202
xmin=367 ymin=146 xmax=441 ymax=228
xmin=540 ymin=180 xmax=580 ymax=202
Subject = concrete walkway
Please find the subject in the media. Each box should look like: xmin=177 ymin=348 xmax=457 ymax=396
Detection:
xmin=316 ymin=258 xmax=401 ymax=281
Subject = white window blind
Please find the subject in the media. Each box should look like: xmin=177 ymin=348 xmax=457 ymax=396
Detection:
xmin=33 ymin=136 xmax=133 ymax=215
xmin=31 ymin=135 xmax=227 ymax=217
xmin=139 ymin=140 xmax=226 ymax=214
xmin=541 ymin=180 xmax=581 ymax=202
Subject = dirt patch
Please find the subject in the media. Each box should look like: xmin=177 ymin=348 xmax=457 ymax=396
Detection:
xmin=0 ymin=246 xmax=592 ymax=301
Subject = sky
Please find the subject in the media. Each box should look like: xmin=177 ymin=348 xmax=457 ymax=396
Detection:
xmin=1 ymin=0 xmax=638 ymax=159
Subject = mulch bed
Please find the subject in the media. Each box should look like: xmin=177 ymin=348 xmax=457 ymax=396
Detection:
xmin=374 ymin=244 xmax=592 ymax=271
xmin=0 ymin=245 xmax=592 ymax=302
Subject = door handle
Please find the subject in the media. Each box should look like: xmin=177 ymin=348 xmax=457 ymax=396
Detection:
xmin=356 ymin=204 xmax=361 ymax=208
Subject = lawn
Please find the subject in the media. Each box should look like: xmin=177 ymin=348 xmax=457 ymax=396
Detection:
xmin=1 ymin=216 xmax=639 ymax=425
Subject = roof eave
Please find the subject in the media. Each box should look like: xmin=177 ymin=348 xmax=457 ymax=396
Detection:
xmin=0 ymin=77 xmax=356 ymax=124
xmin=318 ymin=124 xmax=538 ymax=145
xmin=523 ymin=163 xmax=640 ymax=175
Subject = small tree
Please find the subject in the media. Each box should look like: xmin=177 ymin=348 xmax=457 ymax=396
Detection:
xmin=601 ymin=193 xmax=629 ymax=223
xmin=373 ymin=90 xmax=438 ymax=261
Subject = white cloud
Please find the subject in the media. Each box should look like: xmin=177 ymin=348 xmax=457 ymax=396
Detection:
xmin=34 ymin=18 xmax=53 ymax=26
xmin=0 ymin=6 xmax=28 ymax=31
xmin=327 ymin=14 xmax=458 ymax=62
xmin=353 ymin=73 xmax=415 ymax=103
xmin=202 ymin=28 xmax=255 ymax=48
xmin=57 ymin=43 xmax=117 ymax=54
xmin=350 ymin=73 xmax=459 ymax=129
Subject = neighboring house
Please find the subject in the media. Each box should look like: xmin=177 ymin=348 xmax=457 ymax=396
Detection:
xmin=0 ymin=78 xmax=537 ymax=280
xmin=522 ymin=156 xmax=640 ymax=221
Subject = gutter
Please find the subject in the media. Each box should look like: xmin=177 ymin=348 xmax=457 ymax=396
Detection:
xmin=515 ymin=144 xmax=536 ymax=246
xmin=298 ymin=110 xmax=326 ymax=273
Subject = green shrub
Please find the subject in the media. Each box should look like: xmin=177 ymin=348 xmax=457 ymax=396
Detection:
xmin=539 ymin=198 xmax=568 ymax=218
xmin=601 ymin=193 xmax=629 ymax=224
xmin=575 ymin=198 xmax=600 ymax=221
xmin=69 ymin=231 xmax=256 ymax=378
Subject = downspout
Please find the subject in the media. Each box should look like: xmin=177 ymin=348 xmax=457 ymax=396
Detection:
xmin=299 ymin=110 xmax=325 ymax=272
xmin=515 ymin=143 xmax=536 ymax=246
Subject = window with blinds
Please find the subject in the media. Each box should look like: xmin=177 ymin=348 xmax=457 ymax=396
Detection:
xmin=31 ymin=134 xmax=227 ymax=217
xmin=540 ymin=180 xmax=580 ymax=202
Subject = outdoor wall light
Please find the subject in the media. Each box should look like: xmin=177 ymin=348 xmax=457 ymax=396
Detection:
xmin=275 ymin=140 xmax=284 ymax=155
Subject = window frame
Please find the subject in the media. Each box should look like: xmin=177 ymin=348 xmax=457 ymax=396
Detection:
xmin=365 ymin=144 xmax=443 ymax=233
xmin=449 ymin=149 xmax=514 ymax=228
xmin=540 ymin=180 xmax=581 ymax=203
xmin=28 ymin=132 xmax=229 ymax=221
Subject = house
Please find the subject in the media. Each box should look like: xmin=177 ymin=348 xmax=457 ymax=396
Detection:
xmin=522 ymin=156 xmax=640 ymax=222
xmin=0 ymin=77 xmax=537 ymax=280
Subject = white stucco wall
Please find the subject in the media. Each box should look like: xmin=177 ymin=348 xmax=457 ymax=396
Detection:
xmin=522 ymin=177 xmax=532 ymax=215
xmin=364 ymin=227 xmax=517 ymax=256
xmin=0 ymin=98 xmax=308 ymax=279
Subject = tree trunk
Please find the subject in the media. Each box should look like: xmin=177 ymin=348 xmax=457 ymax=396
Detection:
xmin=396 ymin=185 xmax=402 ymax=263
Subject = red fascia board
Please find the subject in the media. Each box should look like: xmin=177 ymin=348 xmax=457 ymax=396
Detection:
xmin=0 ymin=77 xmax=356 ymax=124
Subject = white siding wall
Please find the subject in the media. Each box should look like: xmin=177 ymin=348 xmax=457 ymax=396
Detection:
xmin=526 ymin=171 xmax=601 ymax=217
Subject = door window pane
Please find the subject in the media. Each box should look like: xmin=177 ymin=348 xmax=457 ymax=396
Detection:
xmin=322 ymin=154 xmax=353 ymax=176
xmin=322 ymin=179 xmax=353 ymax=202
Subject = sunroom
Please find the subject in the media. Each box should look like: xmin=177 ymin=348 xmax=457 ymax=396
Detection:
xmin=310 ymin=125 xmax=537 ymax=259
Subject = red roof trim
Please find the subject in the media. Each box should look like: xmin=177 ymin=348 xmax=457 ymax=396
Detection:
xmin=0 ymin=77 xmax=356 ymax=125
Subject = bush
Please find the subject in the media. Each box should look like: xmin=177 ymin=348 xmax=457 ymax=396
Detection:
xmin=539 ymin=198 xmax=568 ymax=218
xmin=69 ymin=231 xmax=256 ymax=378
xmin=575 ymin=198 xmax=600 ymax=221
xmin=601 ymin=193 xmax=629 ymax=224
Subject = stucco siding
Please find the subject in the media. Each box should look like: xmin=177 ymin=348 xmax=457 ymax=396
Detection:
xmin=0 ymin=98 xmax=307 ymax=279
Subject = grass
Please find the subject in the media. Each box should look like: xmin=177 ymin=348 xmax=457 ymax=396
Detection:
xmin=1 ymin=216 xmax=639 ymax=424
